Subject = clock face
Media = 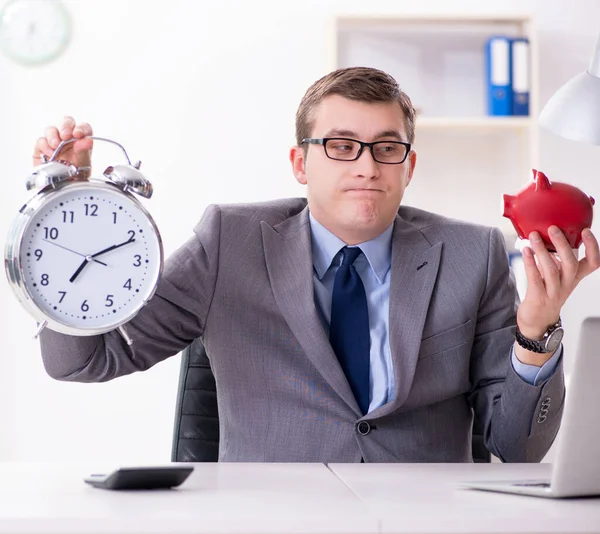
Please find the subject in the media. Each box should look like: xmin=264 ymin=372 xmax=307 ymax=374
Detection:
xmin=0 ymin=0 xmax=71 ymax=66
xmin=16 ymin=183 xmax=162 ymax=334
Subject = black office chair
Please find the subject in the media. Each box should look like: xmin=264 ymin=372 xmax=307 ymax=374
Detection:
xmin=471 ymin=417 xmax=490 ymax=463
xmin=171 ymin=338 xmax=491 ymax=463
xmin=171 ymin=338 xmax=220 ymax=462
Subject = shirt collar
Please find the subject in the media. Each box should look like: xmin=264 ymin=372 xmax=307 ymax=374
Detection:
xmin=309 ymin=212 xmax=393 ymax=283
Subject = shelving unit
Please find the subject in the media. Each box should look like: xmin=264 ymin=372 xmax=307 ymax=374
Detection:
xmin=329 ymin=13 xmax=538 ymax=241
xmin=416 ymin=116 xmax=532 ymax=129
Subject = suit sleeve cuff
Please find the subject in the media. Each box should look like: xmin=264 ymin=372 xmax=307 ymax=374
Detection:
xmin=511 ymin=345 xmax=563 ymax=386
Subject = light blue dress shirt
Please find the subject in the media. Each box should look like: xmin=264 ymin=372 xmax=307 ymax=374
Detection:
xmin=309 ymin=213 xmax=561 ymax=413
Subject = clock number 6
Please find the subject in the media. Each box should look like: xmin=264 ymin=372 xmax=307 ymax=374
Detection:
xmin=81 ymin=300 xmax=89 ymax=312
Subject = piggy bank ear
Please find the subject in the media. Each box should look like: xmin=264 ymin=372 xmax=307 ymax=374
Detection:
xmin=533 ymin=169 xmax=552 ymax=191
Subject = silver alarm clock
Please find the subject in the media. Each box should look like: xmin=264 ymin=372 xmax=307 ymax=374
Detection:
xmin=4 ymin=136 xmax=163 ymax=345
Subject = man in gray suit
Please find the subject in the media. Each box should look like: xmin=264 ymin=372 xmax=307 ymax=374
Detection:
xmin=34 ymin=67 xmax=599 ymax=462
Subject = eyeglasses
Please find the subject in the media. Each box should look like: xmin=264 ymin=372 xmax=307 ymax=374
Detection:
xmin=301 ymin=137 xmax=411 ymax=165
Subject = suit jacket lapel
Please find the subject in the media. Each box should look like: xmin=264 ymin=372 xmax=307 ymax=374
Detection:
xmin=261 ymin=207 xmax=361 ymax=415
xmin=368 ymin=214 xmax=443 ymax=419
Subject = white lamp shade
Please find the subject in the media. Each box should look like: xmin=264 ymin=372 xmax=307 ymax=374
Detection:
xmin=539 ymin=31 xmax=600 ymax=145
xmin=539 ymin=71 xmax=600 ymax=145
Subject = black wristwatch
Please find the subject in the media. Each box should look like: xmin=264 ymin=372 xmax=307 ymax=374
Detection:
xmin=515 ymin=318 xmax=564 ymax=354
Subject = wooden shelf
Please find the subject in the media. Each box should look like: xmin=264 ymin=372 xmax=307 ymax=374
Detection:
xmin=415 ymin=116 xmax=533 ymax=129
xmin=336 ymin=13 xmax=533 ymax=26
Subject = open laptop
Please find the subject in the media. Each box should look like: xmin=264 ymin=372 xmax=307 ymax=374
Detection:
xmin=462 ymin=316 xmax=600 ymax=498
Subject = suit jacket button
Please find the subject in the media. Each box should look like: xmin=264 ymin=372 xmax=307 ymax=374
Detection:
xmin=542 ymin=397 xmax=551 ymax=406
xmin=357 ymin=421 xmax=371 ymax=436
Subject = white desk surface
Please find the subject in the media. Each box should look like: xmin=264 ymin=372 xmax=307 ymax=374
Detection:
xmin=0 ymin=462 xmax=377 ymax=534
xmin=329 ymin=463 xmax=600 ymax=534
xmin=4 ymin=462 xmax=600 ymax=534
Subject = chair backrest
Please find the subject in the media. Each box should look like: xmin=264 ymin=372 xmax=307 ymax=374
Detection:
xmin=471 ymin=417 xmax=490 ymax=463
xmin=171 ymin=338 xmax=219 ymax=462
xmin=171 ymin=338 xmax=491 ymax=463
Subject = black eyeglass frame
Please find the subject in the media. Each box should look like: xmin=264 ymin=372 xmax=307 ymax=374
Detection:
xmin=301 ymin=137 xmax=412 ymax=165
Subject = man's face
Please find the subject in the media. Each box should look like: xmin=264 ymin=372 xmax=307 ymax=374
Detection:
xmin=290 ymin=95 xmax=416 ymax=245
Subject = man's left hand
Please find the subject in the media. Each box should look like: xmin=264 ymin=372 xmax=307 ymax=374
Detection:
xmin=516 ymin=226 xmax=600 ymax=364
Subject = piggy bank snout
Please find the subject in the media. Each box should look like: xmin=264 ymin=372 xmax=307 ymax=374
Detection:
xmin=502 ymin=194 xmax=515 ymax=218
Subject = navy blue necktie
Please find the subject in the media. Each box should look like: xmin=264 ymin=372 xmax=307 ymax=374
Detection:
xmin=329 ymin=246 xmax=370 ymax=415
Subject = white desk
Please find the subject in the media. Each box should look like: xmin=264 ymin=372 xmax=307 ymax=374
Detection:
xmin=4 ymin=462 xmax=600 ymax=534
xmin=0 ymin=462 xmax=377 ymax=534
xmin=329 ymin=463 xmax=600 ymax=534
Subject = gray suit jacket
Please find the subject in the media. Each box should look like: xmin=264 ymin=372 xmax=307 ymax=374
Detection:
xmin=40 ymin=198 xmax=564 ymax=462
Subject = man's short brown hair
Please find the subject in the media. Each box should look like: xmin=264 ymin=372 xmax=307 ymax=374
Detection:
xmin=295 ymin=66 xmax=416 ymax=146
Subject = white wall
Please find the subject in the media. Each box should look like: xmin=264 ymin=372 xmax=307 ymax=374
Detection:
xmin=1 ymin=0 xmax=599 ymax=463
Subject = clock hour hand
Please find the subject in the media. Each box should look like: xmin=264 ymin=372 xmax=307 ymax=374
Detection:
xmin=69 ymin=238 xmax=135 ymax=283
xmin=91 ymin=237 xmax=136 ymax=259
xmin=69 ymin=257 xmax=90 ymax=283
xmin=42 ymin=239 xmax=107 ymax=266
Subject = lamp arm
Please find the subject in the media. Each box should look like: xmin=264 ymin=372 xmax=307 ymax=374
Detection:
xmin=588 ymin=31 xmax=600 ymax=77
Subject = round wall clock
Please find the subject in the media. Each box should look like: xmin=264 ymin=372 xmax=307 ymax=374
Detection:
xmin=0 ymin=0 xmax=72 ymax=66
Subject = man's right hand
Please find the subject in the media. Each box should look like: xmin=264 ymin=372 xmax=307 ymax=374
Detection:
xmin=33 ymin=116 xmax=94 ymax=173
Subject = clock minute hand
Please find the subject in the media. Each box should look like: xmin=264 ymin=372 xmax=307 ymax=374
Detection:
xmin=70 ymin=238 xmax=136 ymax=283
xmin=91 ymin=238 xmax=136 ymax=259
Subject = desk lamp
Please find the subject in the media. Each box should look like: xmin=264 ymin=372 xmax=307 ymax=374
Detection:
xmin=539 ymin=32 xmax=600 ymax=143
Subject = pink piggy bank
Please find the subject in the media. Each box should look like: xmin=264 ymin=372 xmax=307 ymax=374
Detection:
xmin=503 ymin=169 xmax=595 ymax=251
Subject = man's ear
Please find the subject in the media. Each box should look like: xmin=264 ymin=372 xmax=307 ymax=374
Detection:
xmin=289 ymin=145 xmax=307 ymax=185
xmin=405 ymin=150 xmax=417 ymax=186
